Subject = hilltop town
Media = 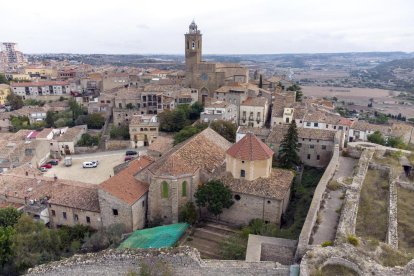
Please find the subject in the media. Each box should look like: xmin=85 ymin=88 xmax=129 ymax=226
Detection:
xmin=0 ymin=21 xmax=414 ymax=276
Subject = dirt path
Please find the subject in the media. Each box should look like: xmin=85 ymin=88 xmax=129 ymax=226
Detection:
xmin=311 ymin=156 xmax=357 ymax=245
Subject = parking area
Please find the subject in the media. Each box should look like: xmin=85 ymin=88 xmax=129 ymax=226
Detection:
xmin=43 ymin=150 xmax=144 ymax=185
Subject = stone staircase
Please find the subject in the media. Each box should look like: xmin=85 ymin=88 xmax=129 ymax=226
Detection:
xmin=184 ymin=221 xmax=238 ymax=259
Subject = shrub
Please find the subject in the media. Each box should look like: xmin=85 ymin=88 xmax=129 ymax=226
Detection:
xmin=321 ymin=241 xmax=333 ymax=247
xmin=327 ymin=180 xmax=341 ymax=191
xmin=179 ymin=202 xmax=198 ymax=225
xmin=347 ymin=235 xmax=359 ymax=246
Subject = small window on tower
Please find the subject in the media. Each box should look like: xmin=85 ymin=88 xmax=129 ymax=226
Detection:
xmin=192 ymin=41 xmax=195 ymax=50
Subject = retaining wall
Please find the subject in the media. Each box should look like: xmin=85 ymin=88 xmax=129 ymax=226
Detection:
xmin=335 ymin=149 xmax=374 ymax=241
xmin=105 ymin=139 xmax=130 ymax=150
xmin=295 ymin=142 xmax=340 ymax=260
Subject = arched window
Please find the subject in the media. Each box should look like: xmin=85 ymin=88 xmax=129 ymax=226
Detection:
xmin=161 ymin=181 xmax=169 ymax=198
xmin=182 ymin=181 xmax=187 ymax=197
xmin=187 ymin=41 xmax=189 ymax=50
xmin=192 ymin=41 xmax=195 ymax=50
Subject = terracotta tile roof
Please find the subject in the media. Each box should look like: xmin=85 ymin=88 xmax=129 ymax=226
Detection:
xmin=0 ymin=174 xmax=100 ymax=212
xmin=267 ymin=125 xmax=336 ymax=144
xmin=241 ymin=97 xmax=267 ymax=107
xmin=227 ymin=133 xmax=274 ymax=161
xmin=148 ymin=136 xmax=173 ymax=154
xmin=146 ymin=128 xmax=231 ymax=177
xmin=220 ymin=168 xmax=294 ymax=200
xmin=237 ymin=126 xmax=271 ymax=137
xmin=99 ymin=156 xmax=153 ymax=205
xmin=352 ymin=121 xmax=392 ymax=134
xmin=11 ymin=81 xmax=69 ymax=87
xmin=56 ymin=127 xmax=84 ymax=142
xmin=36 ymin=128 xmax=54 ymax=139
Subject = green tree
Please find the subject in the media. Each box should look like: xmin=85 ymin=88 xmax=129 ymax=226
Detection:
xmin=386 ymin=136 xmax=406 ymax=149
xmin=86 ymin=113 xmax=105 ymax=129
xmin=0 ymin=226 xmax=15 ymax=267
xmin=126 ymin=103 xmax=134 ymax=109
xmin=68 ymin=98 xmax=84 ymax=122
xmin=0 ymin=208 xmax=22 ymax=228
xmin=179 ymin=202 xmax=198 ymax=225
xmin=0 ymin=74 xmax=9 ymax=85
xmin=173 ymin=123 xmax=207 ymax=145
xmin=194 ymin=180 xmax=234 ymax=217
xmin=188 ymin=101 xmax=204 ymax=121
xmin=45 ymin=111 xmax=55 ymax=128
xmin=367 ymin=131 xmax=386 ymax=145
xmin=77 ymin=133 xmax=100 ymax=147
xmin=6 ymin=93 xmax=23 ymax=110
xmin=279 ymin=121 xmax=299 ymax=169
xmin=210 ymin=120 xmax=237 ymax=143
xmin=110 ymin=125 xmax=130 ymax=140
xmin=287 ymin=84 xmax=303 ymax=102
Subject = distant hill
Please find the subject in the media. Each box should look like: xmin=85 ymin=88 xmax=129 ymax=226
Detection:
xmin=359 ymin=58 xmax=414 ymax=92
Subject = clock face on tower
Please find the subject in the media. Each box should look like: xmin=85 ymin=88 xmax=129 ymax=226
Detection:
xmin=200 ymin=73 xmax=209 ymax=81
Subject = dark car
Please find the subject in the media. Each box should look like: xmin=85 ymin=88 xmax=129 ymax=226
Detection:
xmin=126 ymin=150 xmax=138 ymax=156
xmin=124 ymin=156 xmax=133 ymax=162
xmin=47 ymin=160 xmax=59 ymax=166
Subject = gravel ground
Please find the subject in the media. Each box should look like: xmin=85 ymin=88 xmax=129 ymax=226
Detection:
xmin=43 ymin=150 xmax=137 ymax=185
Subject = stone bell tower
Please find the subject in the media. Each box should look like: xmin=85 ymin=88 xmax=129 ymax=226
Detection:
xmin=184 ymin=20 xmax=202 ymax=72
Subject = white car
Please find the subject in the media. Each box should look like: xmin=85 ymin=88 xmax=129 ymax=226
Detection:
xmin=91 ymin=160 xmax=99 ymax=166
xmin=82 ymin=161 xmax=97 ymax=168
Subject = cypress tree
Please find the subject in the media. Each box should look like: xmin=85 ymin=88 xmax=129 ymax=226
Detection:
xmin=279 ymin=121 xmax=299 ymax=169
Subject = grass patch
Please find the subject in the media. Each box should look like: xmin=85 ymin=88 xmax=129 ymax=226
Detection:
xmin=327 ymin=180 xmax=341 ymax=191
xmin=378 ymin=244 xmax=413 ymax=267
xmin=347 ymin=235 xmax=359 ymax=246
xmin=397 ymin=187 xmax=414 ymax=254
xmin=318 ymin=264 xmax=358 ymax=276
xmin=355 ymin=170 xmax=389 ymax=241
xmin=321 ymin=241 xmax=333 ymax=247
xmin=279 ymin=167 xmax=324 ymax=239
xmin=344 ymin=177 xmax=353 ymax=185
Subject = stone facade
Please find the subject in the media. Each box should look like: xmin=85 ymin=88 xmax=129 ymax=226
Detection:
xmin=48 ymin=203 xmax=102 ymax=230
xmin=218 ymin=191 xmax=290 ymax=226
xmin=98 ymin=189 xmax=147 ymax=232
xmin=129 ymin=115 xmax=159 ymax=148
xmin=184 ymin=21 xmax=249 ymax=103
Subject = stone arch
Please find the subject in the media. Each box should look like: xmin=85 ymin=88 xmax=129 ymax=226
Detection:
xmin=200 ymin=87 xmax=209 ymax=104
xmin=182 ymin=181 xmax=187 ymax=197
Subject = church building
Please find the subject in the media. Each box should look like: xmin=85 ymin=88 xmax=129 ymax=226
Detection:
xmin=218 ymin=133 xmax=294 ymax=225
xmin=184 ymin=21 xmax=249 ymax=104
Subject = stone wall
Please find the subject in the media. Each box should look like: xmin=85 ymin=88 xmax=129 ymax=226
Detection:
xmin=74 ymin=146 xmax=98 ymax=154
xmin=387 ymin=176 xmax=398 ymax=249
xmin=48 ymin=204 xmax=102 ymax=230
xmin=335 ymin=149 xmax=374 ymax=241
xmin=105 ymin=139 xmax=130 ymax=150
xmin=217 ymin=192 xmax=284 ymax=226
xmin=98 ymin=189 xmax=134 ymax=232
xmin=28 ymin=247 xmax=291 ymax=276
xmin=295 ymin=138 xmax=340 ymax=260
xmin=299 ymin=243 xmax=414 ymax=276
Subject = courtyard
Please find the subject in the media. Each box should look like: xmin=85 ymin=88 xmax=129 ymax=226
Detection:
xmin=43 ymin=149 xmax=145 ymax=185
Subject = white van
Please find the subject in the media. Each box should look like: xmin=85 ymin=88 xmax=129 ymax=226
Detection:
xmin=82 ymin=161 xmax=97 ymax=168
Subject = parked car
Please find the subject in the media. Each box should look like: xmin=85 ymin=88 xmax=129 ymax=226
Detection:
xmin=40 ymin=163 xmax=52 ymax=169
xmin=126 ymin=150 xmax=138 ymax=156
xmin=64 ymin=156 xmax=72 ymax=167
xmin=124 ymin=156 xmax=133 ymax=162
xmin=39 ymin=167 xmax=47 ymax=172
xmin=82 ymin=161 xmax=97 ymax=168
xmin=47 ymin=160 xmax=59 ymax=166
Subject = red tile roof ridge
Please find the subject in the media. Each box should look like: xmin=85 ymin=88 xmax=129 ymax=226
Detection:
xmin=227 ymin=133 xmax=274 ymax=161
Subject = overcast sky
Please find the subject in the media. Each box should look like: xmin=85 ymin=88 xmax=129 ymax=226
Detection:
xmin=2 ymin=0 xmax=413 ymax=54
